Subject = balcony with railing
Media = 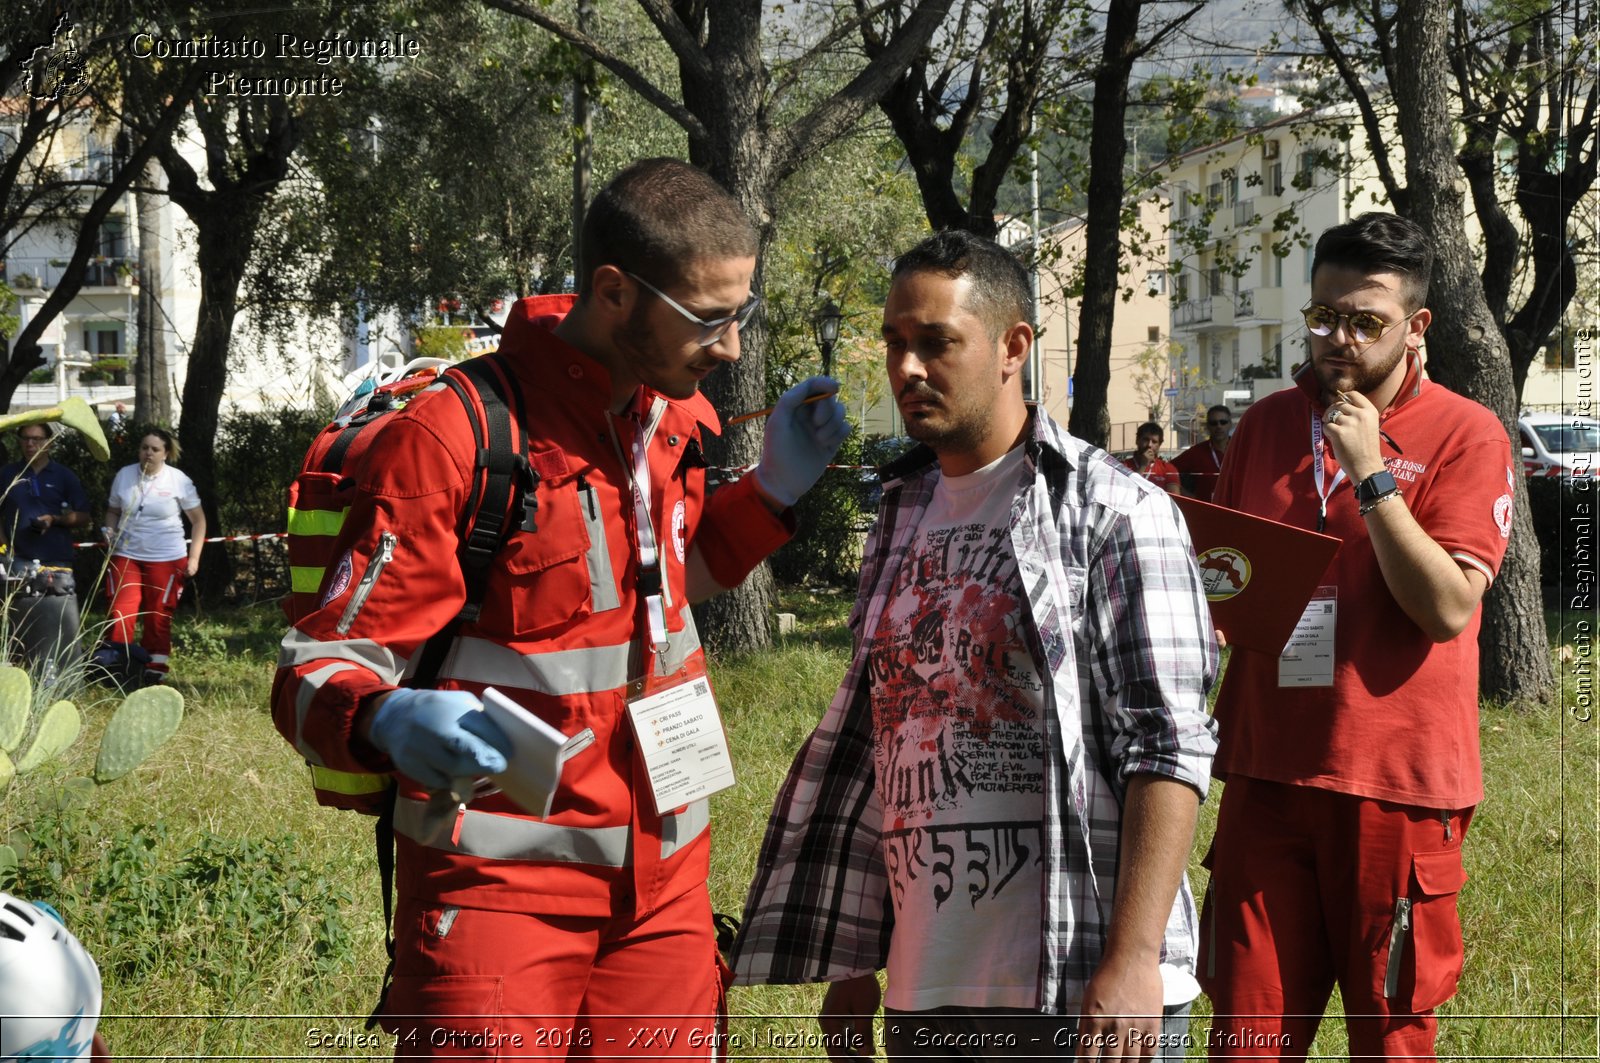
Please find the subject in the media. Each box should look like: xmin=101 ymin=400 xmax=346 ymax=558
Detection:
xmin=1176 ymin=296 xmax=1212 ymax=328
xmin=1177 ymin=294 xmax=1235 ymax=332
xmin=1236 ymin=286 xmax=1285 ymax=324
xmin=2 ymin=256 xmax=135 ymax=290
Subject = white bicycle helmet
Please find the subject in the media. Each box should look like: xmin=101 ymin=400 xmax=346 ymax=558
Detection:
xmin=0 ymin=894 xmax=101 ymax=1061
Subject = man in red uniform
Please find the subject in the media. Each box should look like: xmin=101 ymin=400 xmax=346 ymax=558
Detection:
xmin=1124 ymin=421 xmax=1181 ymax=493
xmin=1172 ymin=405 xmax=1231 ymax=502
xmin=273 ymin=158 xmax=847 ymax=1057
xmin=1201 ymin=212 xmax=1515 ymax=1061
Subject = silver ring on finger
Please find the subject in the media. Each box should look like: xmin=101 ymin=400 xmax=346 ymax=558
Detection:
xmin=1327 ymin=408 xmax=1341 ymax=424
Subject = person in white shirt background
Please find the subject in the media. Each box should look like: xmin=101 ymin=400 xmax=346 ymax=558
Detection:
xmin=102 ymin=428 xmax=205 ymax=684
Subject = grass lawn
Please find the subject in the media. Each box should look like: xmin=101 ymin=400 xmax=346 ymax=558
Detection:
xmin=1 ymin=591 xmax=1594 ymax=1058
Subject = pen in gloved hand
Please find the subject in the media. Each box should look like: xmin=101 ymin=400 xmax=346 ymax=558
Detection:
xmin=725 ymin=392 xmax=831 ymax=427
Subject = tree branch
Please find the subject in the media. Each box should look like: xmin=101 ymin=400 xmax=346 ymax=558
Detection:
xmin=1297 ymin=0 xmax=1407 ymax=208
xmin=480 ymin=0 xmax=704 ymax=139
xmin=771 ymin=0 xmax=901 ymax=105
xmin=774 ymin=0 xmax=955 ymax=184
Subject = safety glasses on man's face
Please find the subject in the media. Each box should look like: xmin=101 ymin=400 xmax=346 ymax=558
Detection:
xmin=1301 ymin=303 xmax=1413 ymax=346
xmin=626 ymin=271 xmax=761 ymax=347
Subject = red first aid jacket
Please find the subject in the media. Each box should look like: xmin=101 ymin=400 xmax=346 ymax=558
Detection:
xmin=273 ymin=295 xmax=793 ymax=916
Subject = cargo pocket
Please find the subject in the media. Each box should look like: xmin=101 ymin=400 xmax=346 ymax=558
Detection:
xmin=380 ymin=974 xmax=507 ymax=1058
xmin=1383 ymin=847 xmax=1469 ymax=1012
xmin=491 ymin=453 xmax=592 ymax=637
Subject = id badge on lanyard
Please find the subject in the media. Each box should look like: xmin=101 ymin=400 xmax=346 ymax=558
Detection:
xmin=612 ymin=402 xmax=736 ymax=810
xmin=1281 ymin=412 xmax=1344 ymax=686
xmin=626 ymin=669 xmax=736 ymax=814
xmin=1279 ymin=585 xmax=1337 ymax=687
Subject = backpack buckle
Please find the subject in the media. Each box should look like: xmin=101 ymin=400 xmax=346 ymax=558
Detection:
xmin=518 ymin=464 xmax=540 ymax=533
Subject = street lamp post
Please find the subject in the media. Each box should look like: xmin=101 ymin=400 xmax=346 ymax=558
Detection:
xmin=815 ymin=296 xmax=843 ymax=377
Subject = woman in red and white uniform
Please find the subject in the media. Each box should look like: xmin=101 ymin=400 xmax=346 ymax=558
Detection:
xmin=103 ymin=428 xmax=205 ymax=680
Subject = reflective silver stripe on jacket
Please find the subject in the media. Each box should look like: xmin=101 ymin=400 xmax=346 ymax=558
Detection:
xmin=438 ymin=624 xmax=702 ymax=695
xmin=394 ymin=797 xmax=709 ymax=864
xmin=279 ymin=629 xmax=409 ymax=684
xmin=293 ymin=661 xmax=356 ymax=765
xmin=659 ymin=798 xmax=709 ymax=859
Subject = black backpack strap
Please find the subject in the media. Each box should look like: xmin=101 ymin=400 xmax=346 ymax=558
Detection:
xmin=449 ymin=354 xmax=530 ymax=600
xmin=407 ymin=354 xmax=531 ymax=688
xmin=320 ymin=421 xmax=368 ymax=476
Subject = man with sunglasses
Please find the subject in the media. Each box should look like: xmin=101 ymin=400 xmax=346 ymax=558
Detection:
xmin=275 ymin=158 xmax=847 ymax=1056
xmin=1172 ymin=406 xmax=1231 ymax=502
xmin=0 ymin=424 xmax=90 ymax=675
xmin=1201 ymin=212 xmax=1515 ymax=1061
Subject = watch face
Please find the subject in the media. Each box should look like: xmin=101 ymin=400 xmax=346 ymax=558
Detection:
xmin=1359 ymin=471 xmax=1397 ymax=500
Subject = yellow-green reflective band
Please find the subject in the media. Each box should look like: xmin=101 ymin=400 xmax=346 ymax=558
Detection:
xmin=291 ymin=565 xmax=329 ymax=594
xmin=310 ymin=765 xmax=389 ymax=796
xmin=286 ymin=506 xmax=349 ymax=537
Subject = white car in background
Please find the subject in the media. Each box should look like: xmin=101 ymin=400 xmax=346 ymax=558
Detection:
xmin=1517 ymin=412 xmax=1600 ymax=479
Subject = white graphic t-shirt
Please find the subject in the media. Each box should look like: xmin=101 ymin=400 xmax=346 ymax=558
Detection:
xmin=867 ymin=445 xmax=1046 ymax=1011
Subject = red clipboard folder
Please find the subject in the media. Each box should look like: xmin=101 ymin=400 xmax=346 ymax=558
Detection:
xmin=1171 ymin=494 xmax=1342 ymax=656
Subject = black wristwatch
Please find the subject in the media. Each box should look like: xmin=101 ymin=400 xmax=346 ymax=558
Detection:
xmin=1354 ymin=470 xmax=1398 ymax=504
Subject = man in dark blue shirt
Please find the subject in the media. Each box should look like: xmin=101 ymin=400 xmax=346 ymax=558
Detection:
xmin=0 ymin=424 xmax=91 ymax=676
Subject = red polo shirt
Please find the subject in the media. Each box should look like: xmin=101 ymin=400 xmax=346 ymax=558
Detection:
xmin=1212 ymin=357 xmax=1514 ymax=807
xmin=1124 ymin=455 xmax=1181 ymax=492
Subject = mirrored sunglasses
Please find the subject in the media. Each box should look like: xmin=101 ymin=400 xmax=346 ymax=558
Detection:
xmin=1301 ymin=303 xmax=1408 ymax=346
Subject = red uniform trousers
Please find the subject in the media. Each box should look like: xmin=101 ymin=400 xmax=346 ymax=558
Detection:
xmin=105 ymin=555 xmax=186 ymax=672
xmin=1200 ymin=777 xmax=1471 ymax=1062
xmin=384 ymin=883 xmax=722 ymax=1061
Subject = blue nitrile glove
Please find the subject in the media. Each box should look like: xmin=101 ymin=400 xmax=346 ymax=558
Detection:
xmin=367 ymin=688 xmax=511 ymax=792
xmin=753 ymin=376 xmax=850 ymax=507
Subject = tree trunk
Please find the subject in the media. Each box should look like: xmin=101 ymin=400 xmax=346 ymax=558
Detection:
xmin=175 ymin=200 xmax=259 ymax=603
xmin=570 ymin=0 xmax=593 ymax=280
xmin=1068 ymin=0 xmax=1143 ymax=449
xmin=686 ymin=30 xmax=780 ymax=658
xmin=135 ymin=154 xmax=171 ymax=425
xmin=1393 ymin=0 xmax=1553 ymax=704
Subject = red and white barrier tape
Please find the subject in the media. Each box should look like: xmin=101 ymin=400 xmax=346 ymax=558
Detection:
xmin=63 ymin=463 xmax=886 ymax=547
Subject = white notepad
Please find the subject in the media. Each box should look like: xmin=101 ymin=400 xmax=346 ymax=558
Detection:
xmin=480 ymin=687 xmax=596 ymax=818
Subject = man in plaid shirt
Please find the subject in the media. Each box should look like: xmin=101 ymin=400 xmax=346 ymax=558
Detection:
xmin=730 ymin=230 xmax=1218 ymax=1060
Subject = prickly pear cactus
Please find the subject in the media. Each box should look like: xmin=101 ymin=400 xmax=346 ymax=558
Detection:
xmin=0 ymin=749 xmax=13 ymax=793
xmin=95 ymin=686 xmax=184 ymax=783
xmin=0 ymin=666 xmax=31 ymax=753
xmin=16 ymin=701 xmax=81 ymax=774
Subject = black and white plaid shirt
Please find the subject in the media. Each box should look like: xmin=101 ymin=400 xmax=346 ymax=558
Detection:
xmin=729 ymin=410 xmax=1219 ymax=1013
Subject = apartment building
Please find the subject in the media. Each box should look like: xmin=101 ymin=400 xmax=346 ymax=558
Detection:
xmin=1162 ymin=104 xmax=1580 ymax=447
xmin=2 ymin=104 xmax=374 ymax=414
xmin=2 ymin=106 xmax=139 ymax=378
xmin=1029 ymin=194 xmax=1172 ymax=454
